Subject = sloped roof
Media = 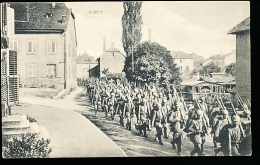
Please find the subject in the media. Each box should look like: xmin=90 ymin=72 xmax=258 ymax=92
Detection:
xmin=10 ymin=2 xmax=71 ymax=31
xmin=76 ymin=53 xmax=97 ymax=64
xmin=170 ymin=51 xmax=193 ymax=59
xmin=203 ymin=76 xmax=235 ymax=83
xmin=181 ymin=80 xmax=205 ymax=86
xmin=102 ymin=43 xmax=125 ymax=57
xmin=202 ymin=59 xmax=213 ymax=66
xmin=228 ymin=17 xmax=250 ymax=34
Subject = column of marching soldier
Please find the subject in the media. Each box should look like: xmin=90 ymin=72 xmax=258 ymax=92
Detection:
xmin=77 ymin=78 xmax=251 ymax=156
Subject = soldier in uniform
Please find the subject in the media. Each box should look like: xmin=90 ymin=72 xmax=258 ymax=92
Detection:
xmin=168 ymin=102 xmax=183 ymax=155
xmin=185 ymin=110 xmax=209 ymax=156
xmin=124 ymin=95 xmax=134 ymax=131
xmin=241 ymin=110 xmax=251 ymax=131
xmin=154 ymin=103 xmax=164 ymax=145
xmin=137 ymin=97 xmax=149 ymax=138
xmin=214 ymin=115 xmax=243 ymax=156
xmin=211 ymin=110 xmax=230 ymax=148
xmin=161 ymin=98 xmax=170 ymax=138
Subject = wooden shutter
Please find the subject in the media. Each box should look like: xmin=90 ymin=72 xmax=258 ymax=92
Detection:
xmin=47 ymin=41 xmax=51 ymax=53
xmin=8 ymin=50 xmax=18 ymax=104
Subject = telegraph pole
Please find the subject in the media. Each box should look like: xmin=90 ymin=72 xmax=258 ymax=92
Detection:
xmin=132 ymin=45 xmax=134 ymax=73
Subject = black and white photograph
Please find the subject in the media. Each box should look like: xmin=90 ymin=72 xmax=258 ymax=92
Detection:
xmin=1 ymin=1 xmax=251 ymax=158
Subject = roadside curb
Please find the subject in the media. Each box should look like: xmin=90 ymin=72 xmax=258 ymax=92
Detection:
xmin=53 ymin=89 xmax=66 ymax=99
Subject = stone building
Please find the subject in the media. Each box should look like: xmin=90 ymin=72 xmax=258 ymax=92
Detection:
xmin=100 ymin=42 xmax=125 ymax=77
xmin=170 ymin=51 xmax=194 ymax=75
xmin=9 ymin=2 xmax=77 ymax=90
xmin=1 ymin=3 xmax=18 ymax=108
xmin=228 ymin=17 xmax=250 ymax=104
xmin=76 ymin=53 xmax=97 ymax=78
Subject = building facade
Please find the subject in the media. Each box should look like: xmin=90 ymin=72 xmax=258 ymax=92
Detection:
xmin=1 ymin=3 xmax=19 ymax=108
xmin=10 ymin=2 xmax=77 ymax=90
xmin=170 ymin=51 xmax=193 ymax=75
xmin=100 ymin=42 xmax=125 ymax=77
xmin=228 ymin=17 xmax=250 ymax=104
xmin=76 ymin=53 xmax=98 ymax=78
xmin=212 ymin=50 xmax=236 ymax=72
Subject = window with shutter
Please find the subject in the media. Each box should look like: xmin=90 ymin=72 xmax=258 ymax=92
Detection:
xmin=46 ymin=40 xmax=56 ymax=54
xmin=8 ymin=50 xmax=18 ymax=104
xmin=27 ymin=40 xmax=37 ymax=54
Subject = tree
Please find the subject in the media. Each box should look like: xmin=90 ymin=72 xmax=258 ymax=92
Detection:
xmin=123 ymin=41 xmax=182 ymax=87
xmin=209 ymin=64 xmax=221 ymax=73
xmin=2 ymin=133 xmax=52 ymax=158
xmin=225 ymin=63 xmax=236 ymax=77
xmin=122 ymin=1 xmax=143 ymax=56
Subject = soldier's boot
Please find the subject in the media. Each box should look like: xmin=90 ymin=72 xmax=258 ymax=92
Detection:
xmin=177 ymin=142 xmax=182 ymax=155
xmin=163 ymin=127 xmax=168 ymax=139
xmin=171 ymin=141 xmax=176 ymax=149
xmin=201 ymin=140 xmax=206 ymax=155
xmin=139 ymin=129 xmax=143 ymax=135
xmin=190 ymin=150 xmax=197 ymax=156
xmin=158 ymin=135 xmax=163 ymax=145
xmin=129 ymin=122 xmax=132 ymax=131
xmin=155 ymin=134 xmax=158 ymax=141
xmin=143 ymin=124 xmax=148 ymax=138
xmin=214 ymin=141 xmax=217 ymax=148
xmin=122 ymin=117 xmax=125 ymax=127
xmin=214 ymin=147 xmax=221 ymax=156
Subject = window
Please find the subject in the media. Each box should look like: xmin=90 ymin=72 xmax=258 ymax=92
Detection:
xmin=180 ymin=59 xmax=182 ymax=63
xmin=27 ymin=40 xmax=37 ymax=54
xmin=111 ymin=53 xmax=114 ymax=57
xmin=27 ymin=64 xmax=38 ymax=77
xmin=47 ymin=40 xmax=56 ymax=53
xmin=9 ymin=40 xmax=18 ymax=50
xmin=47 ymin=64 xmax=56 ymax=78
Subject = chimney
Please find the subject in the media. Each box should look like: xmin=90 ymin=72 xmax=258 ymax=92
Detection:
xmin=61 ymin=15 xmax=66 ymax=23
xmin=52 ymin=2 xmax=56 ymax=8
xmin=103 ymin=37 xmax=106 ymax=53
xmin=149 ymin=28 xmax=152 ymax=43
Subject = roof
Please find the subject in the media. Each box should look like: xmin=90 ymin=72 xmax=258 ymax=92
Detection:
xmin=180 ymin=80 xmax=205 ymax=86
xmin=76 ymin=53 xmax=97 ymax=64
xmin=10 ymin=2 xmax=72 ymax=32
xmin=170 ymin=51 xmax=193 ymax=59
xmin=228 ymin=17 xmax=250 ymax=34
xmin=102 ymin=43 xmax=125 ymax=57
xmin=202 ymin=76 xmax=235 ymax=83
xmin=202 ymin=59 xmax=213 ymax=66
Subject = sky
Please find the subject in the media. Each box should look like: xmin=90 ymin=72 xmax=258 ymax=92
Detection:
xmin=65 ymin=1 xmax=250 ymax=59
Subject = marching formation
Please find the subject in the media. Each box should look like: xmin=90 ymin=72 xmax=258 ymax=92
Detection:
xmin=78 ymin=78 xmax=251 ymax=156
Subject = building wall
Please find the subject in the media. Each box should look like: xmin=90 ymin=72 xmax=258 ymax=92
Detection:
xmin=77 ymin=63 xmax=97 ymax=78
xmin=235 ymin=30 xmax=250 ymax=103
xmin=173 ymin=58 xmax=193 ymax=74
xmin=100 ymin=52 xmax=125 ymax=77
xmin=213 ymin=58 xmax=224 ymax=72
xmin=224 ymin=52 xmax=236 ymax=67
xmin=65 ymin=13 xmax=77 ymax=90
xmin=14 ymin=33 xmax=65 ymax=89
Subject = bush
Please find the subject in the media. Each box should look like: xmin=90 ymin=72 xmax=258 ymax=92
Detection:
xmin=2 ymin=133 xmax=52 ymax=158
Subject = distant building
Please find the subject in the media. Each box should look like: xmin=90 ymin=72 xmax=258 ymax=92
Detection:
xmin=170 ymin=51 xmax=193 ymax=75
xmin=76 ymin=53 xmax=97 ymax=78
xmin=100 ymin=41 xmax=125 ymax=77
xmin=10 ymin=2 xmax=77 ymax=90
xmin=228 ymin=17 xmax=250 ymax=103
xmin=212 ymin=50 xmax=236 ymax=72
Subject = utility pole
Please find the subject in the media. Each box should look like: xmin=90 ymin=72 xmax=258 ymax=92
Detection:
xmin=132 ymin=45 xmax=134 ymax=73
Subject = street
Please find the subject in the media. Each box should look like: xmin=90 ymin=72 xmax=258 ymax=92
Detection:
xmin=16 ymin=87 xmax=223 ymax=157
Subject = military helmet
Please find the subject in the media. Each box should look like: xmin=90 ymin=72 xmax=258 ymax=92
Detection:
xmin=244 ymin=110 xmax=251 ymax=115
xmin=232 ymin=115 xmax=241 ymax=122
xmin=221 ymin=110 xmax=229 ymax=115
xmin=196 ymin=110 xmax=203 ymax=116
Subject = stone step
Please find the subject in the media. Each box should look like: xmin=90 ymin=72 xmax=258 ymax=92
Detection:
xmin=2 ymin=115 xmax=28 ymax=126
xmin=2 ymin=122 xmax=40 ymax=137
xmin=2 ymin=119 xmax=30 ymax=132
